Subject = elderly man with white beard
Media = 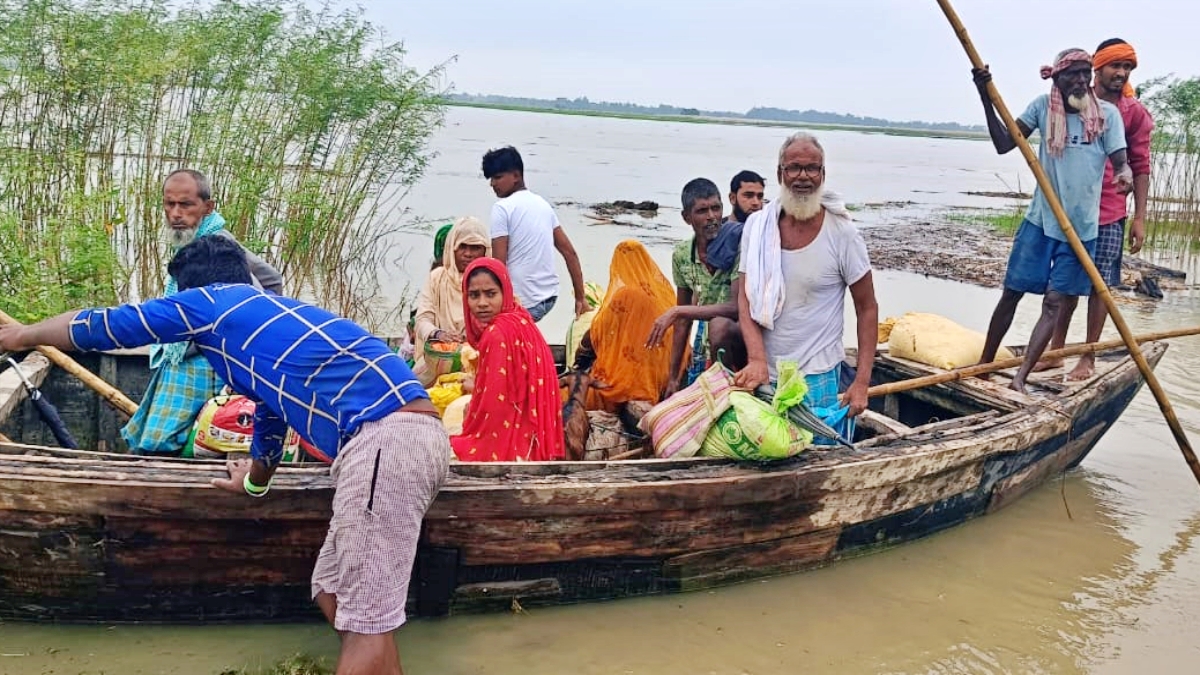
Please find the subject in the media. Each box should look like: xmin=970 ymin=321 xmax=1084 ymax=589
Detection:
xmin=970 ymin=49 xmax=1131 ymax=393
xmin=120 ymin=169 xmax=284 ymax=456
xmin=733 ymin=132 xmax=878 ymax=444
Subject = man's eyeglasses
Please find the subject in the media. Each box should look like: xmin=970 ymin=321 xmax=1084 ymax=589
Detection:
xmin=781 ymin=164 xmax=824 ymax=179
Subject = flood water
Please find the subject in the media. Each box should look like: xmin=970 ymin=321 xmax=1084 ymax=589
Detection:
xmin=4 ymin=108 xmax=1200 ymax=674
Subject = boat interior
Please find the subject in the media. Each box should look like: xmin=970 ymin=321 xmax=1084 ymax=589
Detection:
xmin=0 ymin=342 xmax=1140 ymax=457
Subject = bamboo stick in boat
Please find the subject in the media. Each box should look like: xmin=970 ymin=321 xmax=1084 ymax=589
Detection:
xmin=867 ymin=325 xmax=1200 ymax=398
xmin=935 ymin=0 xmax=1200 ymax=490
xmin=0 ymin=309 xmax=139 ymax=417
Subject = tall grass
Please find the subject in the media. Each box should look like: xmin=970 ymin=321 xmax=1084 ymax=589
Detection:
xmin=1142 ymin=76 xmax=1200 ymax=252
xmin=0 ymin=0 xmax=446 ymax=327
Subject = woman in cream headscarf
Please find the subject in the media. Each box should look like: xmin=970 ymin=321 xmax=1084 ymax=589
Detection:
xmin=413 ymin=216 xmax=491 ymax=384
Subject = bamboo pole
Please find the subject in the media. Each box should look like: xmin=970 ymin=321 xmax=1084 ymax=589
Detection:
xmin=935 ymin=0 xmax=1200 ymax=488
xmin=0 ymin=309 xmax=139 ymax=417
xmin=869 ymin=325 xmax=1200 ymax=398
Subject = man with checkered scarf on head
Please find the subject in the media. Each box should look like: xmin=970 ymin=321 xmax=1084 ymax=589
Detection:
xmin=970 ymin=48 xmax=1133 ymax=394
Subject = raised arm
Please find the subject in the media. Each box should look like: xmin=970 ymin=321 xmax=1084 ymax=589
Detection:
xmin=972 ymin=67 xmax=1033 ymax=155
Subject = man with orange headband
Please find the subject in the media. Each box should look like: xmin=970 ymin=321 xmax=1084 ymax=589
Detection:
xmin=1041 ymin=38 xmax=1154 ymax=381
xmin=970 ymin=48 xmax=1132 ymax=393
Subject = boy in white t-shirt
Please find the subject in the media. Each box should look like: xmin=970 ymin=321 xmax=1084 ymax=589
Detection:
xmin=481 ymin=146 xmax=587 ymax=322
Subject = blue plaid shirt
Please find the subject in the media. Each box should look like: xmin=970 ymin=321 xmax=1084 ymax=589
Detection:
xmin=69 ymin=284 xmax=428 ymax=467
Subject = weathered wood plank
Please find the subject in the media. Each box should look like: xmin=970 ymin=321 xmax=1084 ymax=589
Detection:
xmin=104 ymin=517 xmax=330 ymax=547
xmin=0 ymin=353 xmax=51 ymax=423
xmin=857 ymin=409 xmax=912 ymax=436
xmin=107 ymin=545 xmax=318 ymax=586
xmin=0 ymin=475 xmax=334 ymax=520
xmin=424 ymin=414 xmax=1048 ymax=521
xmin=0 ymin=342 xmax=1161 ymax=623
xmin=454 ymin=578 xmax=562 ymax=602
xmin=986 ymin=421 xmax=1107 ymax=514
xmin=663 ymin=527 xmax=841 ymax=591
xmin=448 ymin=557 xmax=667 ymax=615
xmin=427 ymin=462 xmax=981 ymax=565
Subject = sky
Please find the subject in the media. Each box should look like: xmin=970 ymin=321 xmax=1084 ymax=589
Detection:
xmin=351 ymin=0 xmax=1200 ymax=126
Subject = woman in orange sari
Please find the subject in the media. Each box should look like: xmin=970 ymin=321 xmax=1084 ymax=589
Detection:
xmin=450 ymin=258 xmax=565 ymax=462
xmin=584 ymin=240 xmax=677 ymax=412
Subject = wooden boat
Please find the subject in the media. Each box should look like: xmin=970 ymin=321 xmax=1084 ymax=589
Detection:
xmin=0 ymin=340 xmax=1165 ymax=623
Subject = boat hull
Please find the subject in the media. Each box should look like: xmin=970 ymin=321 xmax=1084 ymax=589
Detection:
xmin=0 ymin=343 xmax=1163 ymax=623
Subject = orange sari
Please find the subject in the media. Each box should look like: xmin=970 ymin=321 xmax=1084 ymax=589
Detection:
xmin=450 ymin=258 xmax=565 ymax=462
xmin=586 ymin=240 xmax=676 ymax=412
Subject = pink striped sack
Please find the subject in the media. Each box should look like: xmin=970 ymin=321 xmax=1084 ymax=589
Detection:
xmin=638 ymin=364 xmax=736 ymax=459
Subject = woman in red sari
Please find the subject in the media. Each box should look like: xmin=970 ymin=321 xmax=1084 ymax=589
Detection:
xmin=450 ymin=258 xmax=565 ymax=462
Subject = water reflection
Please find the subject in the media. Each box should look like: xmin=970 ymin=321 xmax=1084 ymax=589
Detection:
xmin=6 ymin=108 xmax=1200 ymax=674
xmin=395 ymin=474 xmax=1142 ymax=675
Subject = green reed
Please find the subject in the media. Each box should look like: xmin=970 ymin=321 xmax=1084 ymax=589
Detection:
xmin=1141 ymin=76 xmax=1200 ymax=253
xmin=0 ymin=0 xmax=446 ymax=327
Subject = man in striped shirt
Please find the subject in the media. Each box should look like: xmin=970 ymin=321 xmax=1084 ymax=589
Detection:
xmin=0 ymin=236 xmax=448 ymax=675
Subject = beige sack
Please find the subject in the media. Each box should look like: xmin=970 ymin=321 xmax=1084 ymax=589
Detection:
xmin=443 ymin=394 xmax=471 ymax=436
xmin=883 ymin=312 xmax=1014 ymax=369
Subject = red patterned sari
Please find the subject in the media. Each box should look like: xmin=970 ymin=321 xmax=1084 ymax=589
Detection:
xmin=450 ymin=258 xmax=565 ymax=462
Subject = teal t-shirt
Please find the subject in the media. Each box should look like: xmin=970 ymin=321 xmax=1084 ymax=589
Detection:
xmin=1019 ymin=94 xmax=1126 ymax=242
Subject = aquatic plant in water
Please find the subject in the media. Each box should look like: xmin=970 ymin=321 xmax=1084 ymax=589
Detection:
xmin=0 ymin=0 xmax=446 ymax=328
xmin=219 ymin=654 xmax=333 ymax=675
xmin=1141 ymin=76 xmax=1200 ymax=252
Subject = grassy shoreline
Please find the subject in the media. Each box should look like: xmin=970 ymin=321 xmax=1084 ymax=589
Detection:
xmin=448 ymin=102 xmax=990 ymax=141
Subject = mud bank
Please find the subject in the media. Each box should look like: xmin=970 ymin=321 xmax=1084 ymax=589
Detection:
xmin=861 ymin=218 xmax=1186 ymax=298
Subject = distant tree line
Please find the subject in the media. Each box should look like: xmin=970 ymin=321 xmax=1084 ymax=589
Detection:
xmin=448 ymin=93 xmax=984 ymax=132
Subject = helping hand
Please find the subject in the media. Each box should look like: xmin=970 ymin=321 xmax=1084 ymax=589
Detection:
xmin=839 ymin=380 xmax=869 ymax=418
xmin=733 ymin=360 xmax=769 ymax=391
xmin=645 ymin=308 xmax=677 ymax=348
xmin=0 ymin=323 xmax=27 ymax=352
xmin=971 ymin=65 xmax=992 ymax=94
xmin=211 ymin=456 xmax=253 ymax=495
xmin=662 ymin=376 xmax=681 ymax=400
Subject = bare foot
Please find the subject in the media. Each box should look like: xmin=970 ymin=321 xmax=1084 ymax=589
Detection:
xmin=1008 ymin=378 xmax=1028 ymax=394
xmin=1065 ymin=355 xmax=1095 ymax=382
xmin=1032 ymin=357 xmax=1064 ymax=372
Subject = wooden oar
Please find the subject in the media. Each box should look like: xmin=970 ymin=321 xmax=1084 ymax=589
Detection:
xmin=938 ymin=0 xmax=1200 ymax=489
xmin=869 ymin=325 xmax=1200 ymax=398
xmin=0 ymin=309 xmax=139 ymax=417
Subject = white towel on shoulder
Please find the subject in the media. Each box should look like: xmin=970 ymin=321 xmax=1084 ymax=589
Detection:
xmin=740 ymin=191 xmax=852 ymax=330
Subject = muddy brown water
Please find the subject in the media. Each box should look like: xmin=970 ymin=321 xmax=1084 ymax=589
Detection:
xmin=4 ymin=108 xmax=1200 ymax=674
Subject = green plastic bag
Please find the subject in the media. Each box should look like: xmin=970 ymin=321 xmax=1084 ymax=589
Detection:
xmin=700 ymin=361 xmax=813 ymax=460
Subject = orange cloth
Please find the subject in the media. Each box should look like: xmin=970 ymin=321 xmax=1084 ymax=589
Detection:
xmin=450 ymin=258 xmax=565 ymax=462
xmin=586 ymin=240 xmax=676 ymax=412
xmin=1093 ymin=43 xmax=1138 ymax=98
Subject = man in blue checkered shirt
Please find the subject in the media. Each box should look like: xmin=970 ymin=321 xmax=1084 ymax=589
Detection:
xmin=0 ymin=236 xmax=449 ymax=674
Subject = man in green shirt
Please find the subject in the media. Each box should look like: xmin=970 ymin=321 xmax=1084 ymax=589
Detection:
xmin=646 ymin=178 xmax=743 ymax=397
